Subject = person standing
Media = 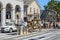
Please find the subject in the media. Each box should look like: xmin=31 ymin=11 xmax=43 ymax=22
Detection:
xmin=20 ymin=18 xmax=24 ymax=35
xmin=53 ymin=22 xmax=55 ymax=28
xmin=23 ymin=17 xmax=28 ymax=34
xmin=43 ymin=22 xmax=46 ymax=28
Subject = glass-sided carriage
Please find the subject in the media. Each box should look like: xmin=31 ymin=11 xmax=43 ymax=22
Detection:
xmin=28 ymin=17 xmax=41 ymax=32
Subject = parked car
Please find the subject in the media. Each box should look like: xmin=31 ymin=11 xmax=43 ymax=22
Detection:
xmin=1 ymin=22 xmax=17 ymax=33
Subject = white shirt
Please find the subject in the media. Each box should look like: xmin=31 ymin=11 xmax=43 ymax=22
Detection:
xmin=23 ymin=22 xmax=27 ymax=27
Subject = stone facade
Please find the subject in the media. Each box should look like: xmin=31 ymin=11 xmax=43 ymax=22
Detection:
xmin=0 ymin=0 xmax=24 ymax=26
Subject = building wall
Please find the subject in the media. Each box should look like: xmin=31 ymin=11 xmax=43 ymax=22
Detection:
xmin=27 ymin=1 xmax=40 ymax=15
xmin=27 ymin=1 xmax=40 ymax=20
xmin=0 ymin=0 xmax=24 ymax=26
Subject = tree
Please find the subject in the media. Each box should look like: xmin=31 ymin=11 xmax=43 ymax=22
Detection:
xmin=44 ymin=0 xmax=60 ymax=21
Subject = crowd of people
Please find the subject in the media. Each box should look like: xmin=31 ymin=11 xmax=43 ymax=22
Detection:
xmin=41 ymin=21 xmax=60 ymax=29
xmin=14 ymin=17 xmax=60 ymax=35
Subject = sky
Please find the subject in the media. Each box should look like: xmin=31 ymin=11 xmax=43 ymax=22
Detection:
xmin=37 ymin=0 xmax=50 ymax=10
xmin=37 ymin=0 xmax=60 ymax=10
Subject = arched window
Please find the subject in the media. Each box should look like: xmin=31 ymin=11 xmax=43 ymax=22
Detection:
xmin=6 ymin=3 xmax=12 ymax=19
xmin=15 ymin=5 xmax=21 ymax=19
xmin=15 ymin=5 xmax=21 ymax=12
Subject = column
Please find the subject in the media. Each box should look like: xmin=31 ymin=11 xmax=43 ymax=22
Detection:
xmin=12 ymin=9 xmax=15 ymax=21
xmin=20 ymin=8 xmax=24 ymax=20
xmin=2 ymin=8 xmax=6 ymax=26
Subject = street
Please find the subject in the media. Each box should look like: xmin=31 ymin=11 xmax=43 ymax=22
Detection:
xmin=18 ymin=29 xmax=60 ymax=40
xmin=0 ymin=29 xmax=60 ymax=40
xmin=0 ymin=32 xmax=17 ymax=40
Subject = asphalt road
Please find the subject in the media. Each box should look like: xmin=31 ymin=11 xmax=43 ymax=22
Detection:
xmin=0 ymin=32 xmax=17 ymax=40
xmin=0 ymin=29 xmax=60 ymax=40
xmin=23 ymin=30 xmax=60 ymax=40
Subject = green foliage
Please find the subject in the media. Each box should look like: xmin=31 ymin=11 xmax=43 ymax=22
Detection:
xmin=44 ymin=0 xmax=60 ymax=21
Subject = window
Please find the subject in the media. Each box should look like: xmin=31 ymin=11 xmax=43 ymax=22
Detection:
xmin=34 ymin=8 xmax=35 ymax=13
xmin=30 ymin=7 xmax=32 ymax=12
xmin=15 ymin=5 xmax=21 ymax=13
xmin=34 ymin=8 xmax=35 ymax=15
xmin=16 ymin=8 xmax=20 ymax=12
xmin=6 ymin=3 xmax=12 ymax=19
xmin=6 ymin=11 xmax=11 ymax=19
xmin=37 ymin=9 xmax=38 ymax=13
xmin=5 ymin=22 xmax=12 ymax=26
